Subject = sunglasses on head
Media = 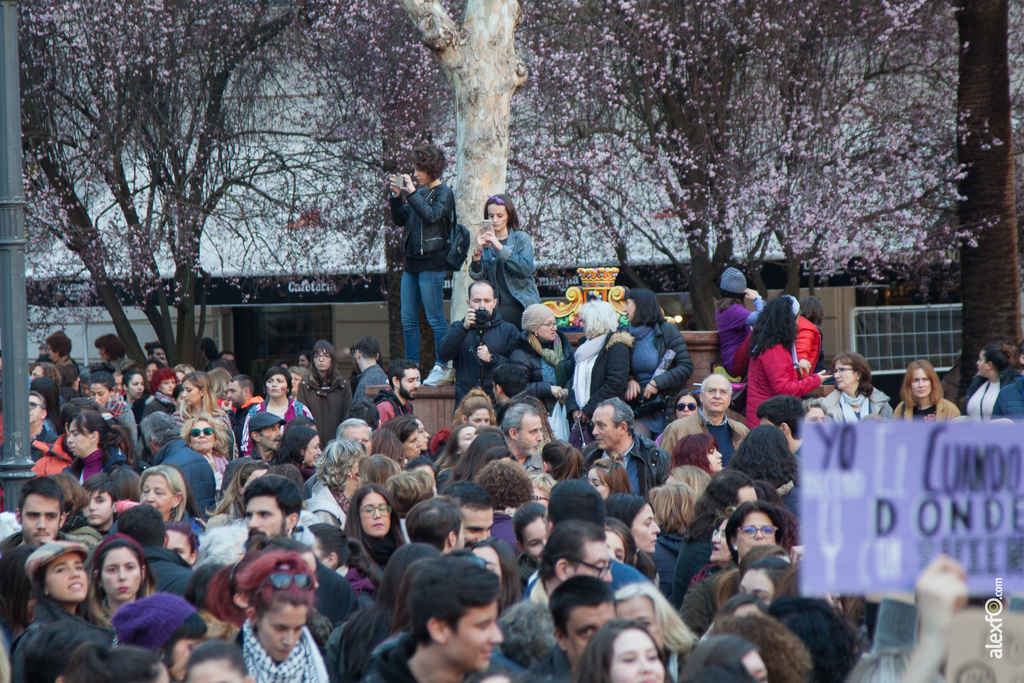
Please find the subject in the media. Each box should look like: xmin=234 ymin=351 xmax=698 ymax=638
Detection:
xmin=189 ymin=427 xmax=214 ymax=437
xmin=677 ymin=403 xmax=698 ymax=412
xmin=261 ymin=572 xmax=313 ymax=591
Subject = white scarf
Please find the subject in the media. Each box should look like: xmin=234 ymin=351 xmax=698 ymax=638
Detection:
xmin=839 ymin=391 xmax=869 ymax=423
xmin=241 ymin=618 xmax=328 ymax=683
xmin=573 ymin=334 xmax=607 ymax=410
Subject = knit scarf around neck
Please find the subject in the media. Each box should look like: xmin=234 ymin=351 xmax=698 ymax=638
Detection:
xmin=364 ymin=533 xmax=399 ymax=568
xmin=839 ymin=391 xmax=869 ymax=423
xmin=241 ymin=618 xmax=326 ymax=683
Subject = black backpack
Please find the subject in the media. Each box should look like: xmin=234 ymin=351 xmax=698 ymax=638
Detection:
xmin=446 ymin=201 xmax=471 ymax=271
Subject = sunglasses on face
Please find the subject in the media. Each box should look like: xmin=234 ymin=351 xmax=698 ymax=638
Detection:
xmin=261 ymin=572 xmax=313 ymax=591
xmin=677 ymin=403 xmax=698 ymax=412
xmin=190 ymin=427 xmax=214 ymax=437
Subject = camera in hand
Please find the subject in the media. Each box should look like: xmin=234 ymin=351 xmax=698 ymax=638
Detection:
xmin=472 ymin=307 xmax=492 ymax=327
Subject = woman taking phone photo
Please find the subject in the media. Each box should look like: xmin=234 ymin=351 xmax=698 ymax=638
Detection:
xmin=388 ymin=143 xmax=455 ymax=386
xmin=469 ymin=193 xmax=541 ymax=330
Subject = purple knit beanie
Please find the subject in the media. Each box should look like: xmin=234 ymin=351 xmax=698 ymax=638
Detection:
xmin=112 ymin=592 xmax=197 ymax=650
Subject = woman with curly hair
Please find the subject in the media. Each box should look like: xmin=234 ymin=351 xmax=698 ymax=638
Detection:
xmin=306 ymin=439 xmax=363 ymax=527
xmin=451 ymin=388 xmax=497 ymax=428
xmin=821 ymin=351 xmax=894 ymax=423
xmin=143 ymin=367 xmax=178 ymax=419
xmin=389 ymin=143 xmax=454 ymax=381
xmin=475 ymin=458 xmax=534 ymax=547
xmin=728 ymin=426 xmax=800 ymax=516
xmin=744 ymin=296 xmax=827 ymax=427
xmin=670 ymin=433 xmax=723 ymax=475
xmin=765 ymin=597 xmax=860 ymax=683
xmin=181 ymin=413 xmax=231 ymax=493
xmin=680 ymin=632 xmax=779 ymax=683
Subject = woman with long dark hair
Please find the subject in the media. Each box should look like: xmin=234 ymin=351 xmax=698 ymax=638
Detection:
xmin=623 ymin=288 xmax=693 ymax=438
xmin=86 ymin=533 xmax=156 ymax=626
xmin=745 ymin=296 xmax=827 ymax=427
xmin=275 ymin=426 xmax=321 ymax=482
xmin=469 ymin=193 xmax=541 ymax=330
xmin=298 ymin=340 xmax=353 ymax=440
xmin=64 ymin=411 xmax=132 ymax=482
xmin=343 ymin=484 xmax=406 ymax=570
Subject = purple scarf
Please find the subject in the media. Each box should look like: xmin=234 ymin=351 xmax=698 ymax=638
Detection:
xmin=81 ymin=449 xmax=104 ymax=482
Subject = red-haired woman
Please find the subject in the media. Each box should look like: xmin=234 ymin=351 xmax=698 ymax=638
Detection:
xmin=669 ymin=433 xmax=723 ymax=475
xmin=233 ymin=550 xmax=328 ymax=681
xmin=893 ymin=359 xmax=961 ymax=421
xmin=142 ymin=367 xmax=178 ymax=419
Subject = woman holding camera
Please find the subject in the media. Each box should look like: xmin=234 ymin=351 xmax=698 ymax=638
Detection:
xmin=389 ymin=143 xmax=455 ymax=384
xmin=469 ymin=193 xmax=541 ymax=330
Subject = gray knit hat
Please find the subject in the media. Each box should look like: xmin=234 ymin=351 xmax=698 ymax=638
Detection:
xmin=719 ymin=267 xmax=747 ymax=298
xmin=522 ymin=304 xmax=554 ymax=333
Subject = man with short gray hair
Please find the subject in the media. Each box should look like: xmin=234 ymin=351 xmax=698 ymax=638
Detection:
xmin=140 ymin=412 xmax=216 ymax=513
xmin=502 ymin=402 xmax=545 ymax=471
xmin=659 ymin=372 xmax=748 ymax=461
xmin=336 ymin=417 xmax=372 ymax=448
xmin=582 ymin=397 xmax=668 ymax=496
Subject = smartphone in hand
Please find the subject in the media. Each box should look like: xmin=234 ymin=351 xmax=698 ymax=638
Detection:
xmin=481 ymin=219 xmax=494 ymax=235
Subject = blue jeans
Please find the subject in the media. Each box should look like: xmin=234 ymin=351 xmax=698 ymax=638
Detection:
xmin=401 ymin=270 xmax=448 ymax=362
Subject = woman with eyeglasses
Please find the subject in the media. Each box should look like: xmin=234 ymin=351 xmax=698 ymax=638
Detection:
xmin=819 ymin=351 xmax=894 ymax=423
xmin=181 ymin=413 xmax=230 ymax=493
xmin=241 ymin=365 xmax=313 ymax=457
xmin=724 ymin=501 xmax=788 ymax=566
xmin=894 ymin=358 xmax=962 ymax=421
xmin=297 ymin=340 xmax=353 ymax=442
xmin=343 ymin=484 xmax=406 ymax=571
xmin=232 ymin=550 xmax=328 ymax=681
xmin=745 ymin=296 xmax=828 ymax=428
xmin=510 ymin=303 xmax=574 ymax=405
xmin=623 ymin=288 xmax=694 ymax=439
xmin=469 ymin=193 xmax=541 ymax=331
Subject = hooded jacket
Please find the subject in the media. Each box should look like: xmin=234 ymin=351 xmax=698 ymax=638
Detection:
xmin=582 ymin=433 xmax=669 ymax=498
xmin=363 ymin=632 xmax=420 ymax=683
xmin=373 ymin=388 xmax=414 ymax=425
xmin=32 ymin=433 xmax=74 ymax=476
xmin=566 ymin=331 xmax=635 ymax=419
xmin=437 ymin=311 xmax=520 ymax=403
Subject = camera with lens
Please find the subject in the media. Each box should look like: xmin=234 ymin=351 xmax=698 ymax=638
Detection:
xmin=472 ymin=307 xmax=492 ymax=327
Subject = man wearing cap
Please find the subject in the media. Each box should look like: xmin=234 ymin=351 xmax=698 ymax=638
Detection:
xmin=13 ymin=540 xmax=114 ymax=681
xmin=249 ymin=411 xmax=286 ymax=462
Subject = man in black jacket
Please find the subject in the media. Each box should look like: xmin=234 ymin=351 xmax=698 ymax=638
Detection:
xmin=364 ymin=556 xmax=502 ymax=683
xmin=119 ymin=504 xmax=191 ymax=594
xmin=438 ymin=280 xmax=519 ymax=403
xmin=582 ymin=398 xmax=669 ymax=497
xmin=140 ymin=412 xmax=216 ymax=514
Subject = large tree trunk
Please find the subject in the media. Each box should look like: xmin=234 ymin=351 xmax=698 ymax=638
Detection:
xmin=397 ymin=0 xmax=528 ymax=322
xmin=956 ymin=0 xmax=1019 ymax=396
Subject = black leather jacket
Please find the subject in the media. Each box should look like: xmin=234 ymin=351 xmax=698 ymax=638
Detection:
xmin=389 ymin=183 xmax=455 ymax=257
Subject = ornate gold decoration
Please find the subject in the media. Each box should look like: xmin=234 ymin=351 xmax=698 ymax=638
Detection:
xmin=543 ymin=267 xmax=629 ymax=327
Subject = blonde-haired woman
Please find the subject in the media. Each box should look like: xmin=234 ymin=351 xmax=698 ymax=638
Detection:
xmin=567 ymin=300 xmax=633 ymax=426
xmin=614 ymin=581 xmax=698 ymax=681
xmin=181 ymin=413 xmax=231 ymax=493
xmin=307 ymin=439 xmax=365 ymax=527
xmin=173 ymin=371 xmax=236 ymax=456
xmin=451 ymin=388 xmax=497 ymax=428
xmin=140 ymin=465 xmax=205 ymax=529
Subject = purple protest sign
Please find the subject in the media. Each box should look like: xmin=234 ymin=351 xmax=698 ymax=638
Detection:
xmin=800 ymin=420 xmax=1024 ymax=594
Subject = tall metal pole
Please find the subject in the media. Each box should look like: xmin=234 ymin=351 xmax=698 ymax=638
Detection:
xmin=0 ymin=0 xmax=35 ymax=510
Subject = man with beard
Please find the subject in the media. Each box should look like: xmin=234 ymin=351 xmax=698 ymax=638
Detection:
xmin=375 ymin=359 xmax=420 ymax=425
xmin=243 ymin=475 xmax=357 ymax=626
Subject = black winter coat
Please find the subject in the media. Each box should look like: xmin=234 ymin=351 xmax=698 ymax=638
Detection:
xmin=508 ymin=329 xmax=574 ymax=402
xmin=144 ymin=544 xmax=193 ymax=595
xmin=437 ymin=312 xmax=520 ymax=403
xmin=566 ymin=331 xmax=634 ymax=418
xmin=389 ymin=183 xmax=455 ymax=259
xmin=631 ymin=322 xmax=695 ymax=395
xmin=363 ymin=633 xmax=420 ymax=683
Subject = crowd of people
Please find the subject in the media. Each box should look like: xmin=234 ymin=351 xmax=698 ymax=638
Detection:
xmin=0 ymin=146 xmax=993 ymax=683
